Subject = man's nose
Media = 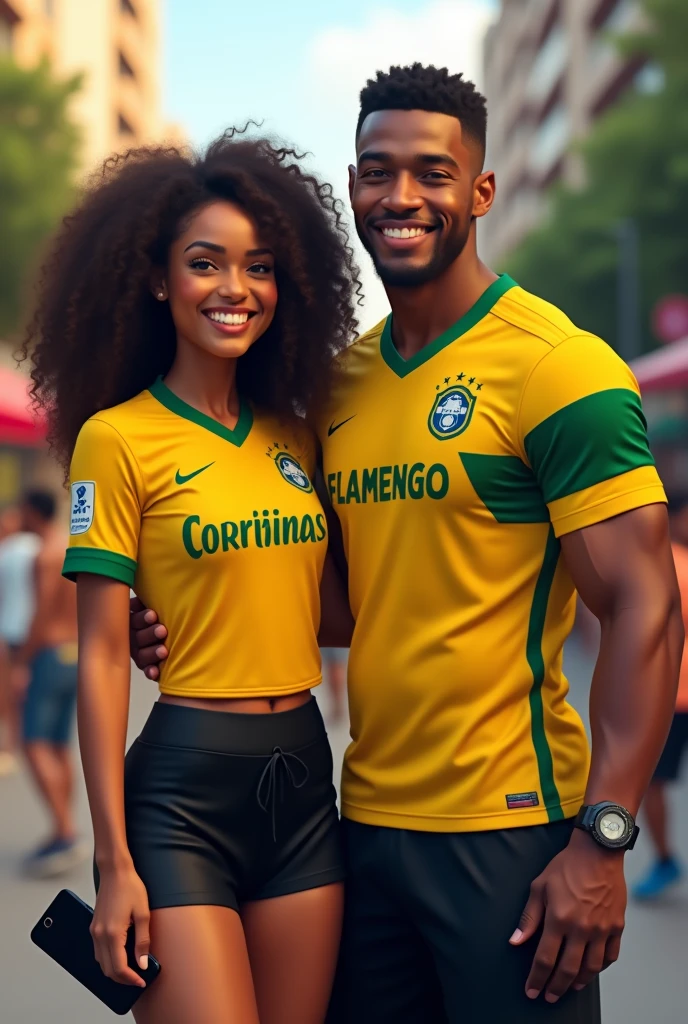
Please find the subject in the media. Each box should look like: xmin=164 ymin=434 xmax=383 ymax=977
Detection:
xmin=380 ymin=172 xmax=422 ymax=213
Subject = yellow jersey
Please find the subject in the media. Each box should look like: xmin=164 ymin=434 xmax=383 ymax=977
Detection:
xmin=64 ymin=378 xmax=327 ymax=698
xmin=317 ymin=275 xmax=666 ymax=832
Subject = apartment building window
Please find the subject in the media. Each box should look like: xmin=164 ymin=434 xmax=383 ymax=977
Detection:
xmin=526 ymin=23 xmax=568 ymax=106
xmin=589 ymin=1 xmax=642 ymax=77
xmin=529 ymin=103 xmax=570 ymax=178
xmin=119 ymin=114 xmax=135 ymax=136
xmin=594 ymin=0 xmax=639 ymax=35
xmin=119 ymin=51 xmax=136 ymax=79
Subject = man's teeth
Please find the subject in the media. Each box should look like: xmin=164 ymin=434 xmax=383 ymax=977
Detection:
xmin=207 ymin=311 xmax=249 ymax=325
xmin=381 ymin=227 xmax=428 ymax=239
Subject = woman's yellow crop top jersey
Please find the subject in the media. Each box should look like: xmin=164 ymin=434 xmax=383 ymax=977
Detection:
xmin=63 ymin=379 xmax=327 ymax=697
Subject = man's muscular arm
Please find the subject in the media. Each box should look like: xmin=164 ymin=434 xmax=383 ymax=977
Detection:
xmin=511 ymin=503 xmax=683 ymax=1003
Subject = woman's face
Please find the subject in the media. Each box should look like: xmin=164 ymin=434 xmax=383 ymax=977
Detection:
xmin=162 ymin=200 xmax=278 ymax=360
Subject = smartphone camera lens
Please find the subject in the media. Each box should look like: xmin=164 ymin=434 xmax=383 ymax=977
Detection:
xmin=44 ymin=917 xmax=53 ymax=929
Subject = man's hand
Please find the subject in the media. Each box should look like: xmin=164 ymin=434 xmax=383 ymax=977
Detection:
xmin=510 ymin=829 xmax=625 ymax=1003
xmin=129 ymin=597 xmax=168 ymax=681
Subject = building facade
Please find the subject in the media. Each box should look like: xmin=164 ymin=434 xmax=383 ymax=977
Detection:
xmin=481 ymin=0 xmax=661 ymax=264
xmin=1 ymin=0 xmax=178 ymax=176
xmin=0 ymin=0 xmax=181 ymax=506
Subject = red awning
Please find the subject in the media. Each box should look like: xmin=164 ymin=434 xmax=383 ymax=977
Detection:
xmin=632 ymin=337 xmax=688 ymax=393
xmin=0 ymin=367 xmax=46 ymax=447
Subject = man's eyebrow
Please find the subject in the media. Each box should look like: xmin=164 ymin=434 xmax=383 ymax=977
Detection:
xmin=357 ymin=150 xmax=459 ymax=170
xmin=183 ymin=240 xmax=225 ymax=254
xmin=357 ymin=150 xmax=392 ymax=164
xmin=416 ymin=153 xmax=459 ymax=170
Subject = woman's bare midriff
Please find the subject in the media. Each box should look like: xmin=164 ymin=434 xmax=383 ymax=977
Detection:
xmin=159 ymin=689 xmax=312 ymax=714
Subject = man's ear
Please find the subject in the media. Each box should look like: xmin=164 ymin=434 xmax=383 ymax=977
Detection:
xmin=348 ymin=164 xmax=356 ymax=204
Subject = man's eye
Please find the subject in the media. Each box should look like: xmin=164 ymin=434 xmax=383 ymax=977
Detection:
xmin=189 ymin=258 xmax=216 ymax=271
xmin=362 ymin=169 xmax=387 ymax=178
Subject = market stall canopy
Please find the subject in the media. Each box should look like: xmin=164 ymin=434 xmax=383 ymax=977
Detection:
xmin=632 ymin=336 xmax=688 ymax=393
xmin=0 ymin=367 xmax=46 ymax=447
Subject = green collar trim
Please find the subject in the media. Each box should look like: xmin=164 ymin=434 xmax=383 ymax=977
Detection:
xmin=149 ymin=377 xmax=253 ymax=447
xmin=380 ymin=274 xmax=518 ymax=378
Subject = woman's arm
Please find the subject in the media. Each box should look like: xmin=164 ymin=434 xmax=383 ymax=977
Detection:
xmin=77 ymin=573 xmax=149 ymax=988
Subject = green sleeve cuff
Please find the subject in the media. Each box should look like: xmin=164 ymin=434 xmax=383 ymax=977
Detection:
xmin=62 ymin=547 xmax=137 ymax=587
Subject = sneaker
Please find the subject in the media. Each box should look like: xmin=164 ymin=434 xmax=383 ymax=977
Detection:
xmin=632 ymin=857 xmax=683 ymax=900
xmin=23 ymin=837 xmax=89 ymax=879
xmin=0 ymin=751 xmax=19 ymax=777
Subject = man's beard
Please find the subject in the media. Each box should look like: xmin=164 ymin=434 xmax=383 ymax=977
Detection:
xmin=357 ymin=219 xmax=471 ymax=288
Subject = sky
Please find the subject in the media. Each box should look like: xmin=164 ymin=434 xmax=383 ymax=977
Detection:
xmin=163 ymin=0 xmax=497 ymax=331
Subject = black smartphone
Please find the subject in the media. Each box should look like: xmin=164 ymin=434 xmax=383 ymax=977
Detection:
xmin=30 ymin=889 xmax=161 ymax=1015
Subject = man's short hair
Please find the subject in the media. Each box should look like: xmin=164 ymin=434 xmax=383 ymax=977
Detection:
xmin=23 ymin=489 xmax=56 ymax=522
xmin=356 ymin=63 xmax=488 ymax=157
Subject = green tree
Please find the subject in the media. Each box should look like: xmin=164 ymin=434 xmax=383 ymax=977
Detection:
xmin=0 ymin=58 xmax=81 ymax=337
xmin=505 ymin=0 xmax=688 ymax=354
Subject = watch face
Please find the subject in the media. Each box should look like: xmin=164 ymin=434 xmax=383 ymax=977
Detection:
xmin=597 ymin=810 xmax=628 ymax=844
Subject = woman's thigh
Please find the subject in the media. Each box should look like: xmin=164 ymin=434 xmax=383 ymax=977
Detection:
xmin=242 ymin=882 xmax=344 ymax=1024
xmin=133 ymin=905 xmax=259 ymax=1024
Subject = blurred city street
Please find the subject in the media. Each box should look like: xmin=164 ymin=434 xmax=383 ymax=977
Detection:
xmin=1 ymin=641 xmax=686 ymax=1023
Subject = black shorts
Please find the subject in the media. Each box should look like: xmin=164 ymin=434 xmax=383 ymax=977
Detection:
xmin=654 ymin=712 xmax=688 ymax=781
xmin=117 ymin=699 xmax=344 ymax=911
xmin=327 ymin=818 xmax=601 ymax=1024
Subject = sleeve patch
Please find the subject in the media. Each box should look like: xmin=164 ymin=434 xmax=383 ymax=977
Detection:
xmin=70 ymin=481 xmax=95 ymax=535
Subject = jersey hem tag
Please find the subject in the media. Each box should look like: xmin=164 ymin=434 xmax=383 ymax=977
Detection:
xmin=506 ymin=791 xmax=540 ymax=809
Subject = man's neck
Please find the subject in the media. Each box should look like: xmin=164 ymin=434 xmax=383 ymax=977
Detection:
xmin=384 ymin=244 xmax=498 ymax=361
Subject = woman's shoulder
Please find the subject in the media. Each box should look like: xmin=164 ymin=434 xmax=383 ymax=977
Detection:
xmin=80 ymin=388 xmax=160 ymax=438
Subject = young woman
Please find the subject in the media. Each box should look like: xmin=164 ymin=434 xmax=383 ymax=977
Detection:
xmin=23 ymin=132 xmax=359 ymax=1024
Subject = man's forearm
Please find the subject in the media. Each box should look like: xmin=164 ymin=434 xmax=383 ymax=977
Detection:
xmin=584 ymin=596 xmax=683 ymax=815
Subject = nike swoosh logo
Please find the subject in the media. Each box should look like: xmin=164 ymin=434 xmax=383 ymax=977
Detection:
xmin=175 ymin=462 xmax=215 ymax=485
xmin=328 ymin=415 xmax=356 ymax=436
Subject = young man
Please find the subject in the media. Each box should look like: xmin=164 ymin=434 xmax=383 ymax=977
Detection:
xmin=132 ymin=66 xmax=682 ymax=1022
xmin=633 ymin=496 xmax=688 ymax=899
xmin=13 ymin=490 xmax=85 ymax=877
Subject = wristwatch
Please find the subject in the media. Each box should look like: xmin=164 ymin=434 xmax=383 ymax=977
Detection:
xmin=574 ymin=802 xmax=639 ymax=851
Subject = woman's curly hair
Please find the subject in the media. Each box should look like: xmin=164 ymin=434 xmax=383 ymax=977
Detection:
xmin=22 ymin=128 xmax=363 ymax=472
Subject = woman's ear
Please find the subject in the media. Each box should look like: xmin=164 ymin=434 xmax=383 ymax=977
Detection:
xmin=150 ymin=272 xmax=167 ymax=301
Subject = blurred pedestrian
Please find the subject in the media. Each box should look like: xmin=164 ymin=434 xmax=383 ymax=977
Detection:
xmin=0 ymin=503 xmax=40 ymax=776
xmin=12 ymin=489 xmax=85 ymax=877
xmin=633 ymin=495 xmax=688 ymax=900
xmin=321 ymin=647 xmax=347 ymax=723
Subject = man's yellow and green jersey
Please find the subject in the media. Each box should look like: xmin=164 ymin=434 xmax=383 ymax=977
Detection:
xmin=317 ymin=275 xmax=666 ymax=833
xmin=64 ymin=378 xmax=327 ymax=698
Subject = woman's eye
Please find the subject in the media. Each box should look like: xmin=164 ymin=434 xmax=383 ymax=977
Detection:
xmin=249 ymin=262 xmax=273 ymax=275
xmin=189 ymin=258 xmax=216 ymax=271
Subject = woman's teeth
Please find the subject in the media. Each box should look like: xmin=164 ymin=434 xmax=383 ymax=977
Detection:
xmin=207 ymin=311 xmax=250 ymax=325
xmin=381 ymin=227 xmax=428 ymax=239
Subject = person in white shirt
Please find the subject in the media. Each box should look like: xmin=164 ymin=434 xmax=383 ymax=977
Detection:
xmin=0 ymin=505 xmax=40 ymax=774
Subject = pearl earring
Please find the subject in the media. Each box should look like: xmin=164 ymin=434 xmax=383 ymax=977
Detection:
xmin=157 ymin=291 xmax=164 ymax=300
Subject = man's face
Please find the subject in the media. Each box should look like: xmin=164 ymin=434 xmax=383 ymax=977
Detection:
xmin=349 ymin=109 xmax=493 ymax=288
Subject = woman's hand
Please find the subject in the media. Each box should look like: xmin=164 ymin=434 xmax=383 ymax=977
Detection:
xmin=91 ymin=864 xmax=150 ymax=987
